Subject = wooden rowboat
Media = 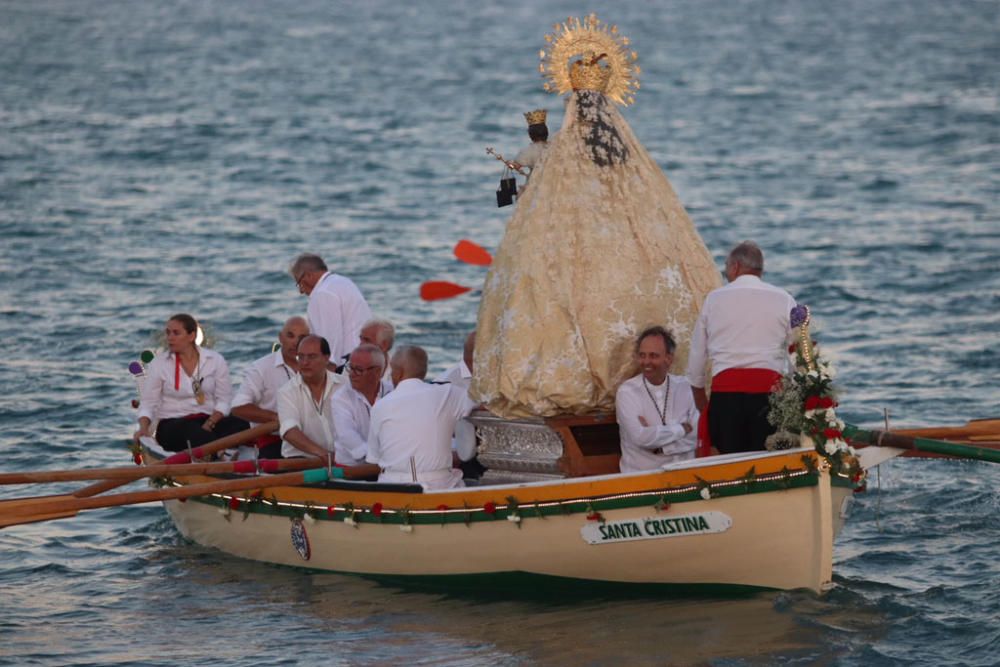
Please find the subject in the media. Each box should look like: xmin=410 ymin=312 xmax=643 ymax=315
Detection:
xmin=152 ymin=443 xmax=858 ymax=595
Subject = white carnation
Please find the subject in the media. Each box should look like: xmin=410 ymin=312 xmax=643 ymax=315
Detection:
xmin=824 ymin=440 xmax=837 ymax=455
xmin=699 ymin=487 xmax=712 ymax=501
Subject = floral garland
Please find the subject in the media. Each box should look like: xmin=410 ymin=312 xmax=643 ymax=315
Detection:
xmin=767 ymin=305 xmax=865 ymax=483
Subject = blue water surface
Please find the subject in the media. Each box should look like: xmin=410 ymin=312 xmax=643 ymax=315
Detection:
xmin=1 ymin=1 xmax=998 ymax=665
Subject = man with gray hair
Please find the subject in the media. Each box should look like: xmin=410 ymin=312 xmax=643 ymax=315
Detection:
xmin=686 ymin=241 xmax=797 ymax=454
xmin=289 ymin=253 xmax=372 ymax=365
xmin=359 ymin=317 xmax=395 ymax=386
xmin=332 ymin=343 xmax=391 ymax=466
xmin=366 ymin=345 xmax=475 ymax=489
xmin=232 ymin=316 xmax=310 ymax=458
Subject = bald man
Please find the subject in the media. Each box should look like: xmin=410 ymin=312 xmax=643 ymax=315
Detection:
xmin=367 ymin=345 xmax=475 ymax=489
xmin=232 ymin=316 xmax=310 ymax=458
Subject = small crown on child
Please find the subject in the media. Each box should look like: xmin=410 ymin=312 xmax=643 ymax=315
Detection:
xmin=524 ymin=109 xmax=548 ymax=125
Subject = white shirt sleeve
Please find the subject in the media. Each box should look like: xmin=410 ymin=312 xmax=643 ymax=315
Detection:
xmin=686 ymin=306 xmax=710 ymax=388
xmin=365 ymin=405 xmax=384 ymax=465
xmin=333 ymin=394 xmax=368 ymax=462
xmin=137 ymin=357 xmax=165 ymax=422
xmin=307 ymin=290 xmax=344 ymax=360
xmin=210 ymin=354 xmax=233 ymax=415
xmin=277 ymin=385 xmax=301 ymax=437
xmin=232 ymin=361 xmax=264 ymax=409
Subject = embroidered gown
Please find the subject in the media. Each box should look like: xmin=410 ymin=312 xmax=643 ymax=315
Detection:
xmin=472 ymin=90 xmax=721 ymax=418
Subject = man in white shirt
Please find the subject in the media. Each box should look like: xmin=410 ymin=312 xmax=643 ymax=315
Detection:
xmin=617 ymin=327 xmax=697 ymax=473
xmin=332 ymin=344 xmax=391 ymax=466
xmin=686 ymin=241 xmax=796 ymax=454
xmin=232 ymin=316 xmax=309 ymax=458
xmin=277 ymin=335 xmax=344 ymax=459
xmin=290 ymin=253 xmax=372 ymax=366
xmin=434 ymin=331 xmax=482 ymax=477
xmin=367 ymin=345 xmax=475 ymax=490
xmin=359 ymin=318 xmax=395 ymax=386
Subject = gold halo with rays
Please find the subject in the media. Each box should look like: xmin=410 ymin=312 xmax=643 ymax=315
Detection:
xmin=539 ymin=14 xmax=640 ymax=106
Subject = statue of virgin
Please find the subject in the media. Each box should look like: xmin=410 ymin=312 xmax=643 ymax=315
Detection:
xmin=473 ymin=15 xmax=721 ymax=419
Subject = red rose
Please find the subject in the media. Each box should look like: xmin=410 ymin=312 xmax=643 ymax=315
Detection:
xmin=132 ymin=453 xmax=142 ymax=465
xmin=818 ymin=396 xmax=835 ymax=409
xmin=804 ymin=396 xmax=821 ymax=410
xmin=371 ymin=502 xmax=383 ymax=517
xmin=483 ymin=501 xmax=496 ymax=514
xmin=823 ymin=428 xmax=842 ymax=440
xmin=326 ymin=506 xmax=336 ymax=516
xmin=788 ymin=343 xmax=797 ymax=354
xmin=586 ymin=512 xmax=603 ymax=522
xmin=228 ymin=497 xmax=240 ymax=510
xmin=436 ymin=504 xmax=449 ymax=511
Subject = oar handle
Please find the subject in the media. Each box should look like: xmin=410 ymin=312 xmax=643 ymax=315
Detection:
xmin=844 ymin=424 xmax=1000 ymax=464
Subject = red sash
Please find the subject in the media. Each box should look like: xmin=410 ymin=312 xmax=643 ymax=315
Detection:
xmin=697 ymin=368 xmax=783 ymax=457
xmin=255 ymin=434 xmax=282 ymax=448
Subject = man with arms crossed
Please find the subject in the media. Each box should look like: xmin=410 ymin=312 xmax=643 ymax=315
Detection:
xmin=617 ymin=326 xmax=698 ymax=473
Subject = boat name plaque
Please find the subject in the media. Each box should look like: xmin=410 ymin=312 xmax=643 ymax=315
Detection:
xmin=581 ymin=512 xmax=732 ymax=545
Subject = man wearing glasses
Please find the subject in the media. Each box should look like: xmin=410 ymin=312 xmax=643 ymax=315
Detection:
xmin=289 ymin=253 xmax=372 ymax=368
xmin=276 ymin=335 xmax=344 ymax=459
xmin=331 ymin=344 xmax=392 ymax=466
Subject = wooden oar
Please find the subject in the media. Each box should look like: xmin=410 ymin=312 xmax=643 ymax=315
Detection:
xmin=0 ymin=466 xmax=337 ymax=529
xmin=420 ymin=280 xmax=474 ymax=301
xmin=844 ymin=424 xmax=1000 ymax=463
xmin=454 ymin=239 xmax=493 ymax=266
xmin=71 ymin=420 xmax=279 ymax=499
xmin=0 ymin=421 xmax=282 ymax=526
xmin=0 ymin=457 xmax=326 ymax=486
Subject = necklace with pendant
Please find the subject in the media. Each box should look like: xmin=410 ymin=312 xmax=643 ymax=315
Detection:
xmin=641 ymin=375 xmax=670 ymax=426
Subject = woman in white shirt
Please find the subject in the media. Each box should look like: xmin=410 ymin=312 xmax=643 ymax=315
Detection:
xmin=133 ymin=313 xmax=247 ymax=451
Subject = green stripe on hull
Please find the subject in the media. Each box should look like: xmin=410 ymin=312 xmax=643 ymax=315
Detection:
xmin=181 ymin=469 xmax=823 ymax=525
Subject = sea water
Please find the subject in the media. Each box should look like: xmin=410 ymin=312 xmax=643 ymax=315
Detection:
xmin=1 ymin=1 xmax=997 ymax=665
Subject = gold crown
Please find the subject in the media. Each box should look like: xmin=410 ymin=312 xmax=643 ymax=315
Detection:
xmin=539 ymin=14 xmax=640 ymax=106
xmin=524 ymin=109 xmax=547 ymax=125
xmin=569 ymin=53 xmax=612 ymax=92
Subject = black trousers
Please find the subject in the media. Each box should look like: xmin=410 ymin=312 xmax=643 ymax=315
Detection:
xmin=155 ymin=415 xmax=250 ymax=452
xmin=707 ymin=392 xmax=775 ymax=454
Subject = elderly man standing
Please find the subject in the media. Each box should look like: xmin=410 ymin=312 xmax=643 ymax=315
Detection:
xmin=276 ymin=335 xmax=344 ymax=459
xmin=289 ymin=253 xmax=372 ymax=366
xmin=366 ymin=345 xmax=474 ymax=489
xmin=359 ymin=317 xmax=395 ymax=386
xmin=231 ymin=316 xmax=309 ymax=458
xmin=616 ymin=326 xmax=697 ymax=473
xmin=686 ymin=241 xmax=796 ymax=454
xmin=332 ymin=343 xmax=392 ymax=466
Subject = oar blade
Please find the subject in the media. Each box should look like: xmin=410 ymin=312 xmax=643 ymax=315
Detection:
xmin=420 ymin=281 xmax=473 ymax=301
xmin=454 ymin=239 xmax=493 ymax=266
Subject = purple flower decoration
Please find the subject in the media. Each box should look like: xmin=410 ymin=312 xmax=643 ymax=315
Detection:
xmin=790 ymin=304 xmax=810 ymax=329
xmin=128 ymin=361 xmax=144 ymax=376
